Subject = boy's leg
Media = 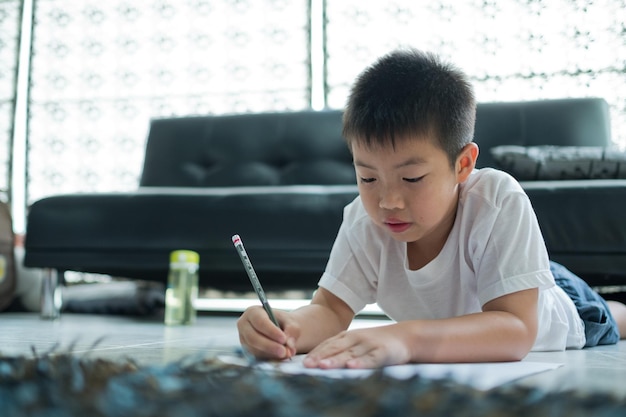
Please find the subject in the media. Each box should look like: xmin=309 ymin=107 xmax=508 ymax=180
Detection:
xmin=550 ymin=261 xmax=621 ymax=347
xmin=606 ymin=301 xmax=626 ymax=338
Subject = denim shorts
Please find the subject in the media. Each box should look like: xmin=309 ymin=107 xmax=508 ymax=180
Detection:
xmin=550 ymin=261 xmax=620 ymax=347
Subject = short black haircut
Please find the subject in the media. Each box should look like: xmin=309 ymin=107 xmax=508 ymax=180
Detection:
xmin=342 ymin=48 xmax=476 ymax=167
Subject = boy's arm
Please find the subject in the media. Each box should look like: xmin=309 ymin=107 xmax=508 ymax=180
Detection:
xmin=410 ymin=287 xmax=539 ymax=362
xmin=303 ymin=287 xmax=539 ymax=368
xmin=290 ymin=288 xmax=355 ymax=353
xmin=237 ymin=287 xmax=354 ymax=360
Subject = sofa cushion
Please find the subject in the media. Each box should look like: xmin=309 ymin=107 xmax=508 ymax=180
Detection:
xmin=521 ymin=179 xmax=626 ymax=287
xmin=491 ymin=145 xmax=626 ymax=181
xmin=24 ymin=185 xmax=360 ymax=291
xmin=474 ymin=98 xmax=611 ymax=169
xmin=140 ymin=111 xmax=354 ymax=188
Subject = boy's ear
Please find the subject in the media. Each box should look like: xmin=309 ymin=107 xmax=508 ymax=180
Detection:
xmin=456 ymin=142 xmax=479 ymax=182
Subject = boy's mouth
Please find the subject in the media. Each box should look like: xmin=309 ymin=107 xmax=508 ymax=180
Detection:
xmin=384 ymin=220 xmax=411 ymax=233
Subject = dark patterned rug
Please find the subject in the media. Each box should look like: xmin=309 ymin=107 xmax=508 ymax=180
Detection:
xmin=1 ymin=353 xmax=625 ymax=417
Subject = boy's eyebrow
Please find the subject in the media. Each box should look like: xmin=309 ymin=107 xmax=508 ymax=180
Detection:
xmin=354 ymin=157 xmax=428 ymax=169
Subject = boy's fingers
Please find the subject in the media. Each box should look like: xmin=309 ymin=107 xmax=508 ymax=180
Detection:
xmin=304 ymin=330 xmax=383 ymax=369
xmin=275 ymin=311 xmax=300 ymax=359
xmin=248 ymin=306 xmax=288 ymax=343
xmin=303 ymin=331 xmax=353 ymax=367
xmin=237 ymin=307 xmax=292 ymax=360
xmin=279 ymin=316 xmax=300 ymax=342
xmin=239 ymin=319 xmax=289 ymax=359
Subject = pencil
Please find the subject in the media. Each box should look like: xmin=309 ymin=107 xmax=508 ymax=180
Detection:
xmin=231 ymin=234 xmax=280 ymax=328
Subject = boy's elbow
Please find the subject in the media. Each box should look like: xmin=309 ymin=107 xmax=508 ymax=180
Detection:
xmin=484 ymin=288 xmax=539 ymax=361
xmin=508 ymin=320 xmax=538 ymax=361
xmin=507 ymin=344 xmax=533 ymax=362
xmin=490 ymin=312 xmax=537 ymax=362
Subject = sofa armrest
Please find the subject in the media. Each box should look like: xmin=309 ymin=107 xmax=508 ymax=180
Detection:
xmin=522 ymin=179 xmax=626 ymax=287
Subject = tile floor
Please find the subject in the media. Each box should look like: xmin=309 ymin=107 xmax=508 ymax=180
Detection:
xmin=1 ymin=312 xmax=626 ymax=397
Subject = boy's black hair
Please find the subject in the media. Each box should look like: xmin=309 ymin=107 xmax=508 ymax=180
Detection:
xmin=342 ymin=48 xmax=476 ymax=167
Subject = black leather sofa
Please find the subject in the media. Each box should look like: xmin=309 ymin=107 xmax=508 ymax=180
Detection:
xmin=24 ymin=98 xmax=626 ymax=292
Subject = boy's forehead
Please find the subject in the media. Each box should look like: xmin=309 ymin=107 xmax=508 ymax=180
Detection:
xmin=351 ymin=135 xmax=446 ymax=166
xmin=350 ymin=132 xmax=441 ymax=154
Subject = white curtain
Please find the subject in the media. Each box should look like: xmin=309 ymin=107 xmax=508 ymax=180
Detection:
xmin=20 ymin=0 xmax=626 ymax=206
xmin=325 ymin=0 xmax=626 ymax=148
xmin=26 ymin=0 xmax=311 ymax=203
xmin=0 ymin=0 xmax=22 ymax=203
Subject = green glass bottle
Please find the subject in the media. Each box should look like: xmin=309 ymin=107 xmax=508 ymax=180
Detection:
xmin=164 ymin=250 xmax=199 ymax=325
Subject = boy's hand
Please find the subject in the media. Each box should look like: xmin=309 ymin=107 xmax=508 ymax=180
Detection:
xmin=302 ymin=324 xmax=412 ymax=369
xmin=237 ymin=306 xmax=299 ymax=360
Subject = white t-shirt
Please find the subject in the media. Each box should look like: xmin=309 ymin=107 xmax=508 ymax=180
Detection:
xmin=319 ymin=168 xmax=585 ymax=351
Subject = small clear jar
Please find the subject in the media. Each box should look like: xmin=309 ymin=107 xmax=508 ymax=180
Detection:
xmin=164 ymin=250 xmax=199 ymax=325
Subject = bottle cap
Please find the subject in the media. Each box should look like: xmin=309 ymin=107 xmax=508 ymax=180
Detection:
xmin=170 ymin=250 xmax=200 ymax=265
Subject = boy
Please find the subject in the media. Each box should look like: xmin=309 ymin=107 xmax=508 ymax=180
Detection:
xmin=237 ymin=48 xmax=626 ymax=368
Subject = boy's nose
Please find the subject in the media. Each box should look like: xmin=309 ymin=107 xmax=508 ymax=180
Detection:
xmin=379 ymin=187 xmax=404 ymax=210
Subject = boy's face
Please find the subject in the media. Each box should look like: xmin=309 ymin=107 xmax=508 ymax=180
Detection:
xmin=352 ymin=137 xmax=476 ymax=249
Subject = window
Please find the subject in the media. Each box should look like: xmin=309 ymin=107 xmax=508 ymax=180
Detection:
xmin=26 ymin=0 xmax=311 ymax=204
xmin=325 ymin=0 xmax=626 ymax=148
xmin=5 ymin=0 xmax=626 ymax=232
xmin=0 ymin=0 xmax=21 ymax=203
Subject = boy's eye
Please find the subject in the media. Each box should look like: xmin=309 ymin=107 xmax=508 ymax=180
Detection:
xmin=359 ymin=177 xmax=376 ymax=184
xmin=403 ymin=176 xmax=425 ymax=183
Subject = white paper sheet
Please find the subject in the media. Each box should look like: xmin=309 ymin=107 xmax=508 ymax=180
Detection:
xmin=218 ymin=354 xmax=562 ymax=391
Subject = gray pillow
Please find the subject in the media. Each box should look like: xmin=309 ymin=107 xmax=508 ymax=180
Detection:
xmin=490 ymin=146 xmax=626 ymax=180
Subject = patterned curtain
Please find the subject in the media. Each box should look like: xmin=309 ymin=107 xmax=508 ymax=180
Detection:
xmin=325 ymin=0 xmax=626 ymax=148
xmin=26 ymin=0 xmax=310 ymax=203
xmin=20 ymin=0 xmax=626 ymax=206
xmin=0 ymin=0 xmax=22 ymax=203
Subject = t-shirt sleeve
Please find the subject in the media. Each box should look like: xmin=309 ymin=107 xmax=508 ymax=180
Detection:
xmin=471 ymin=189 xmax=555 ymax=307
xmin=318 ymin=202 xmax=378 ymax=314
